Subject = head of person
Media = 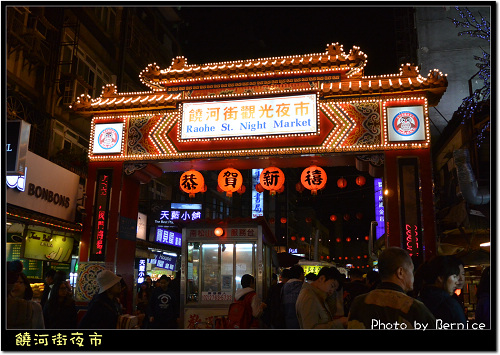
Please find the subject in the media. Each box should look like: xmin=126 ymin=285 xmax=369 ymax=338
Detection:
xmin=289 ymin=265 xmax=305 ymax=281
xmin=157 ymin=275 xmax=170 ymax=290
xmin=97 ymin=270 xmax=122 ymax=298
xmin=366 ymin=270 xmax=380 ymax=286
xmin=47 ymin=279 xmax=71 ymax=306
xmin=312 ymin=267 xmax=343 ymax=296
xmin=45 ymin=269 xmax=56 ymax=285
xmin=241 ymin=274 xmax=255 ymax=289
xmin=378 ymin=247 xmax=415 ymax=292
xmin=305 ymin=272 xmax=317 ymax=283
xmin=422 ymin=255 xmax=461 ymax=295
xmin=455 ymin=258 xmax=465 ymax=290
xmin=280 ymin=268 xmax=291 ymax=283
xmin=348 ymin=268 xmax=364 ymax=281
xmin=8 ymin=271 xmax=34 ymax=300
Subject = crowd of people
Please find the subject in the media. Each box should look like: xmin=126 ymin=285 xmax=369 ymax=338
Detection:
xmin=6 ymin=246 xmax=491 ymax=330
xmin=257 ymin=247 xmax=490 ymax=329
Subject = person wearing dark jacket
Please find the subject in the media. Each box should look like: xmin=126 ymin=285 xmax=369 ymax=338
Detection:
xmin=147 ymin=275 xmax=179 ymax=329
xmin=40 ymin=269 xmax=56 ymax=309
xmin=281 ymin=265 xmax=304 ymax=329
xmin=417 ymin=256 xmax=467 ymax=326
xmin=43 ymin=279 xmax=77 ymax=329
xmin=79 ymin=270 xmax=122 ymax=329
xmin=348 ymin=247 xmax=436 ymax=329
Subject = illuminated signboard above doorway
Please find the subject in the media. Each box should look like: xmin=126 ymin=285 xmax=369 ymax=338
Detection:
xmin=181 ymin=94 xmax=317 ymax=139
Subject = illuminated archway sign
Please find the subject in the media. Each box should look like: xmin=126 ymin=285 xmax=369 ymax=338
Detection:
xmin=181 ymin=94 xmax=317 ymax=139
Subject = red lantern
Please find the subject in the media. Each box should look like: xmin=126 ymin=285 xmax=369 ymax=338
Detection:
xmin=237 ymin=185 xmax=246 ymax=194
xmin=356 ymin=212 xmax=363 ymax=220
xmin=301 ymin=165 xmax=327 ymax=195
xmin=356 ymin=176 xmax=366 ymax=187
xmin=295 ymin=182 xmax=305 ymax=193
xmin=218 ymin=168 xmax=243 ymax=197
xmin=260 ymin=167 xmax=285 ymax=195
xmin=180 ymin=170 xmax=205 ymax=198
xmin=255 ymin=183 xmax=264 ymax=193
xmin=346 ymin=237 xmax=351 ymax=242
xmin=330 ymin=214 xmax=337 ymax=222
xmin=280 ymin=217 xmax=287 ymax=224
xmin=300 ymin=236 xmax=306 ymax=242
xmin=305 ymin=217 xmax=312 ymax=223
xmin=336 ymin=238 xmax=341 ymax=243
xmin=214 ymin=227 xmax=224 ymax=237
xmin=291 ymin=236 xmax=297 ymax=241
xmin=337 ymin=177 xmax=347 ymax=189
xmin=344 ymin=213 xmax=350 ymax=221
xmin=269 ymin=218 xmax=275 ymax=224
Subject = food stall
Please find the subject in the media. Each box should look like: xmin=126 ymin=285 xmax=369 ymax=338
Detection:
xmin=180 ymin=217 xmax=276 ymax=328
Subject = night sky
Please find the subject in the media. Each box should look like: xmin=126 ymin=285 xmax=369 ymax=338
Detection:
xmin=177 ymin=5 xmax=400 ymax=76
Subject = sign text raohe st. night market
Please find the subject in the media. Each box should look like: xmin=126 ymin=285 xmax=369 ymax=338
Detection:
xmin=181 ymin=94 xmax=317 ymax=139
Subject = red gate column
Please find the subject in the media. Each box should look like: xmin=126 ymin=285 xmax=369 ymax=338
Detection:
xmin=80 ymin=161 xmax=140 ymax=314
xmin=384 ymin=149 xmax=437 ymax=264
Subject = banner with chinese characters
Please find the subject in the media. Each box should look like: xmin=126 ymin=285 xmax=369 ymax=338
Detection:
xmin=89 ymin=169 xmax=113 ymax=261
xmin=373 ymin=178 xmax=385 ymax=240
xmin=181 ymin=94 xmax=317 ymax=139
xmin=155 ymin=227 xmax=182 ymax=247
xmin=252 ymin=169 xmax=263 ymax=218
xmin=154 ymin=206 xmax=203 ymax=225
xmin=187 ymin=227 xmax=258 ymax=239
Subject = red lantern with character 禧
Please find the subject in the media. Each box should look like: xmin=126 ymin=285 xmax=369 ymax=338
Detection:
xmin=301 ymin=165 xmax=327 ymax=195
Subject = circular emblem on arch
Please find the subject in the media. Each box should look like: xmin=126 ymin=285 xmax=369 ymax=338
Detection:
xmin=392 ymin=111 xmax=420 ymax=136
xmin=98 ymin=128 xmax=119 ymax=149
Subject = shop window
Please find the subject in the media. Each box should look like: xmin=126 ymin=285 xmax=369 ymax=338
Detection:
xmin=186 ymin=242 xmax=255 ymax=304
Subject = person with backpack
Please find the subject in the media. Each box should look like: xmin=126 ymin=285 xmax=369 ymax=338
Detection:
xmin=227 ymin=274 xmax=266 ymax=329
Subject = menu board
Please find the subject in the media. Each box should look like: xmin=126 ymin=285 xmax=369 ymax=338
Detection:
xmin=7 ymin=243 xmax=43 ymax=280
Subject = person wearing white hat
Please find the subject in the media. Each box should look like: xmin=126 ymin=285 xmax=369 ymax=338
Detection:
xmin=79 ymin=270 xmax=123 ymax=329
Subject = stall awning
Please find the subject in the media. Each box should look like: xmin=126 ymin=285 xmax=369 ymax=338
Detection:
xmin=276 ymin=252 xmax=305 ymax=268
xmin=7 ymin=203 xmax=83 ymax=233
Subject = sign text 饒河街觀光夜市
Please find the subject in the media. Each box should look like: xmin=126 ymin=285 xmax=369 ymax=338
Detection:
xmin=181 ymin=94 xmax=317 ymax=139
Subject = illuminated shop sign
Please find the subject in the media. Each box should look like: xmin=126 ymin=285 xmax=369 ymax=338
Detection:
xmin=386 ymin=106 xmax=425 ymax=142
xmin=252 ymin=169 xmax=263 ymax=218
xmin=155 ymin=227 xmax=182 ymax=248
xmin=7 ymin=120 xmax=31 ymax=176
xmin=154 ymin=205 xmax=203 ymax=225
xmin=90 ymin=169 xmax=113 ymax=261
xmin=23 ymin=230 xmax=74 ymax=263
xmin=398 ymin=158 xmax=423 ymax=264
xmin=153 ymin=253 xmax=177 ymax=271
xmin=373 ymin=178 xmax=385 ymax=240
xmin=187 ymin=227 xmax=258 ymax=238
xmin=137 ymin=258 xmax=146 ymax=284
xmin=181 ymin=94 xmax=317 ymax=139
xmin=92 ymin=123 xmax=124 ymax=154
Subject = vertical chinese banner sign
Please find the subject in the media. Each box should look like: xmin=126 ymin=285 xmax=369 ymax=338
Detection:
xmin=398 ymin=158 xmax=423 ymax=267
xmin=89 ymin=169 xmax=113 ymax=261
